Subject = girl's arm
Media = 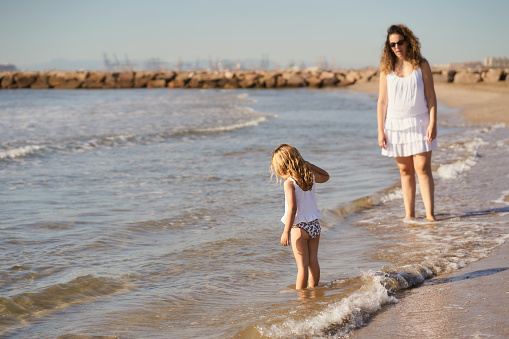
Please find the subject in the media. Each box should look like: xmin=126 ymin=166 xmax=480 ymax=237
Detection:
xmin=377 ymin=72 xmax=388 ymax=149
xmin=281 ymin=179 xmax=296 ymax=247
xmin=421 ymin=60 xmax=437 ymax=142
xmin=305 ymin=162 xmax=330 ymax=183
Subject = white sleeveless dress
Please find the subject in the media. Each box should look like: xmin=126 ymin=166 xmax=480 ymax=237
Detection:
xmin=382 ymin=68 xmax=437 ymax=157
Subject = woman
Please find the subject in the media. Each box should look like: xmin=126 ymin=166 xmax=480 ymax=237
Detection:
xmin=377 ymin=24 xmax=437 ymax=221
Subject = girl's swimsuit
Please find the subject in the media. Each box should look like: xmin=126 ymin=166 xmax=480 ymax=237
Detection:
xmin=293 ymin=219 xmax=321 ymax=239
xmin=281 ymin=178 xmax=323 ymax=238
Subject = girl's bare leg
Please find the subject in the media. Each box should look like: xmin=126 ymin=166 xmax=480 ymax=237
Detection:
xmin=307 ymin=235 xmax=320 ymax=288
xmin=414 ymin=151 xmax=436 ymax=221
xmin=291 ymin=228 xmax=310 ymax=290
xmin=396 ymin=156 xmax=416 ymax=219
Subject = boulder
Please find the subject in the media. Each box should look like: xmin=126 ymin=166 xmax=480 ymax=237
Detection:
xmin=305 ymin=75 xmax=322 ymax=88
xmin=47 ymin=71 xmax=67 ymax=88
xmin=432 ymin=70 xmax=449 ymax=83
xmin=30 ymin=72 xmax=50 ymax=89
xmin=47 ymin=71 xmax=87 ymax=89
xmin=14 ymin=72 xmax=38 ymax=88
xmin=1 ymin=72 xmax=16 ymax=89
xmin=345 ymin=71 xmax=361 ymax=84
xmin=168 ymin=72 xmax=191 ymax=88
xmin=238 ymin=72 xmax=262 ymax=88
xmin=200 ymin=73 xmax=227 ymax=88
xmin=483 ymin=69 xmax=503 ymax=82
xmin=453 ymin=71 xmax=482 ymax=84
xmin=260 ymin=72 xmax=280 ymax=88
xmin=64 ymin=71 xmax=87 ymax=89
xmin=147 ymin=79 xmax=166 ymax=88
xmin=83 ymin=71 xmax=108 ymax=89
xmin=359 ymin=69 xmax=379 ymax=82
xmin=102 ymin=72 xmax=118 ymax=88
xmin=217 ymin=78 xmax=239 ymax=89
xmin=443 ymin=69 xmax=457 ymax=83
xmin=134 ymin=71 xmax=155 ymax=88
xmin=334 ymin=73 xmax=350 ymax=87
xmin=116 ymin=71 xmax=134 ymax=88
xmin=154 ymin=71 xmax=176 ymax=81
xmin=282 ymin=72 xmax=306 ymax=87
xmin=186 ymin=72 xmax=206 ymax=88
xmin=276 ymin=75 xmax=286 ymax=88
xmin=319 ymin=71 xmax=336 ymax=80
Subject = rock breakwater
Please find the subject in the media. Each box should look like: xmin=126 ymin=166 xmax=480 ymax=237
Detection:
xmin=0 ymin=68 xmax=507 ymax=89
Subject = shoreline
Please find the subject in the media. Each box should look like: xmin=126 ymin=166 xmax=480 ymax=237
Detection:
xmin=351 ymin=242 xmax=509 ymax=338
xmin=348 ymin=79 xmax=509 ymax=337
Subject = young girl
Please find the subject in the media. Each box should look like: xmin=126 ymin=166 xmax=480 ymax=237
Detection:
xmin=270 ymin=144 xmax=330 ymax=290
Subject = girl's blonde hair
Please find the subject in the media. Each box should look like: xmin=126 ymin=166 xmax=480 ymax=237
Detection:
xmin=380 ymin=24 xmax=423 ymax=74
xmin=270 ymin=144 xmax=314 ymax=191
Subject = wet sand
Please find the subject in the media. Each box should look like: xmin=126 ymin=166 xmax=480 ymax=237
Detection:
xmin=349 ymin=79 xmax=509 ymax=338
xmin=351 ymin=242 xmax=509 ymax=338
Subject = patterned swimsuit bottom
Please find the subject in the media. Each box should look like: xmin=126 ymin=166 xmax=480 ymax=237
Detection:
xmin=292 ymin=219 xmax=321 ymax=239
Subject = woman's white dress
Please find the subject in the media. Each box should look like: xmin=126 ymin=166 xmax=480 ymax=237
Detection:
xmin=382 ymin=68 xmax=437 ymax=157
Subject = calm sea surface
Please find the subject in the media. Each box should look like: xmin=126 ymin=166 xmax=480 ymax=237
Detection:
xmin=1 ymin=88 xmax=508 ymax=338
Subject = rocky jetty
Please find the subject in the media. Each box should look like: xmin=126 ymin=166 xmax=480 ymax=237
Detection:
xmin=0 ymin=68 xmax=507 ymax=89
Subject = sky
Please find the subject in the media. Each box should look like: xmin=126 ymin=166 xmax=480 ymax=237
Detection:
xmin=1 ymin=0 xmax=509 ymax=70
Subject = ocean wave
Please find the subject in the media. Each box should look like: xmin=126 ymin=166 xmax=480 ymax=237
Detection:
xmin=436 ymin=137 xmax=487 ymax=179
xmin=322 ymin=185 xmax=402 ymax=220
xmin=184 ymin=115 xmax=269 ymax=134
xmin=0 ymin=114 xmax=272 ymax=163
xmin=258 ymin=272 xmax=397 ymax=338
xmin=0 ymin=274 xmax=130 ymax=331
xmin=0 ymin=145 xmax=41 ymax=160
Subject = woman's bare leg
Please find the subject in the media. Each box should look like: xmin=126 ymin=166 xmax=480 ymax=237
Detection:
xmin=307 ymin=235 xmax=320 ymax=288
xmin=396 ymin=156 xmax=416 ymax=219
xmin=414 ymin=151 xmax=436 ymax=221
xmin=291 ymin=228 xmax=309 ymax=290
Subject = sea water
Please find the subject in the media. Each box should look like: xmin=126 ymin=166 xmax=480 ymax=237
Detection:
xmin=0 ymin=88 xmax=508 ymax=338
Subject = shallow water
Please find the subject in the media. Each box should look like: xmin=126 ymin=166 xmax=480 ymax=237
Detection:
xmin=0 ymin=88 xmax=508 ymax=338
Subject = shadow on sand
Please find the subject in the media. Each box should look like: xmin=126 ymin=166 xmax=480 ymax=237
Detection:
xmin=425 ymin=267 xmax=509 ymax=286
xmin=437 ymin=206 xmax=509 ymax=221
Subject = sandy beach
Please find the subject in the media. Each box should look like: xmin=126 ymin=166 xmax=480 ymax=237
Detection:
xmin=350 ymin=80 xmax=509 ymax=338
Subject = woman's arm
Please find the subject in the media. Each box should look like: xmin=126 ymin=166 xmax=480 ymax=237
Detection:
xmin=281 ymin=179 xmax=296 ymax=246
xmin=305 ymin=162 xmax=329 ymax=183
xmin=421 ymin=60 xmax=437 ymax=142
xmin=377 ymin=72 xmax=388 ymax=149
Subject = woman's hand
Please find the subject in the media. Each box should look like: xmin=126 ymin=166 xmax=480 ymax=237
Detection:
xmin=378 ymin=131 xmax=387 ymax=150
xmin=281 ymin=232 xmax=290 ymax=246
xmin=426 ymin=122 xmax=437 ymax=142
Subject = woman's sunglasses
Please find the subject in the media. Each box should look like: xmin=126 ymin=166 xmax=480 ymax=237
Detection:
xmin=389 ymin=39 xmax=405 ymax=48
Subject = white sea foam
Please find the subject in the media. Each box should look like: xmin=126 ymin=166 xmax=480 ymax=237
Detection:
xmin=496 ymin=138 xmax=509 ymax=148
xmin=190 ymin=115 xmax=268 ymax=133
xmin=436 ymin=137 xmax=488 ymax=179
xmin=259 ymin=272 xmax=397 ymax=338
xmin=493 ymin=190 xmax=509 ymax=205
xmin=436 ymin=156 xmax=479 ymax=179
xmin=381 ymin=188 xmax=403 ymax=203
xmin=0 ymin=145 xmax=41 ymax=160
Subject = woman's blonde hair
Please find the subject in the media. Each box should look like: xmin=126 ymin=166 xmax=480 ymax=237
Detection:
xmin=380 ymin=24 xmax=423 ymax=74
xmin=270 ymin=144 xmax=314 ymax=191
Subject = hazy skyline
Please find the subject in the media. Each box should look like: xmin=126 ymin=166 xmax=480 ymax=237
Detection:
xmin=1 ymin=0 xmax=508 ymax=70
